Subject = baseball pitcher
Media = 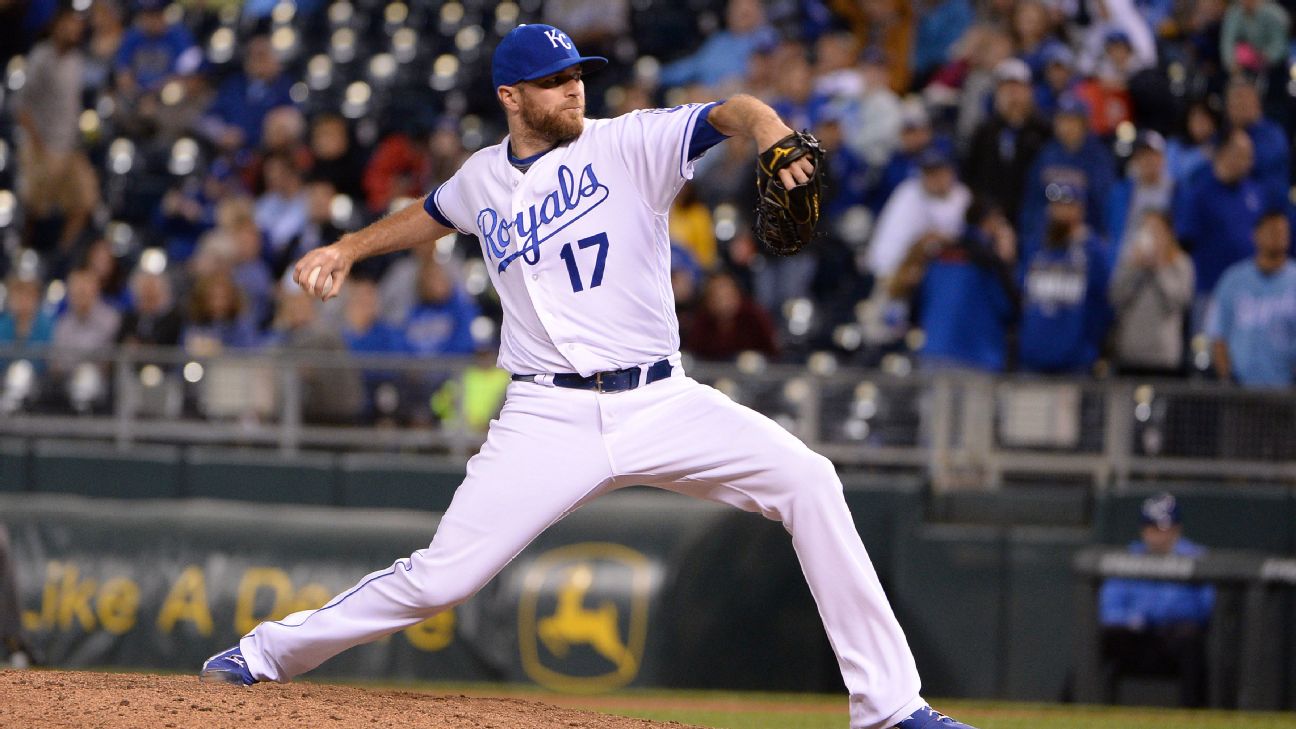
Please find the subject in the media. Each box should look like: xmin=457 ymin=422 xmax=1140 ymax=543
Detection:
xmin=201 ymin=24 xmax=976 ymax=729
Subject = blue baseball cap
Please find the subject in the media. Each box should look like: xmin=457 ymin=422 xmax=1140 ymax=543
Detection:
xmin=1139 ymin=492 xmax=1181 ymax=529
xmin=492 ymin=24 xmax=607 ymax=89
xmin=1043 ymin=43 xmax=1075 ymax=68
xmin=1055 ymin=93 xmax=1089 ymax=118
xmin=916 ymin=146 xmax=952 ymax=170
xmin=1104 ymin=29 xmax=1132 ymax=47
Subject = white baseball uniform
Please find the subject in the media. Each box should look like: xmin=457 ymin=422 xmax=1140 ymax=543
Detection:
xmin=238 ymin=103 xmax=925 ymax=729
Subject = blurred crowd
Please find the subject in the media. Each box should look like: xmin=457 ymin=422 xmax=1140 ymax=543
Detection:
xmin=1 ymin=0 xmax=1295 ymax=426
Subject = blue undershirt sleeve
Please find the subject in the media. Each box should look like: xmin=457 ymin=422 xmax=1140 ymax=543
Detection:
xmin=423 ymin=187 xmax=456 ymax=230
xmin=687 ymin=102 xmax=731 ymax=161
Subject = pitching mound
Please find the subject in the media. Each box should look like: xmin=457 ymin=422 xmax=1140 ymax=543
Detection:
xmin=0 ymin=670 xmax=705 ymax=729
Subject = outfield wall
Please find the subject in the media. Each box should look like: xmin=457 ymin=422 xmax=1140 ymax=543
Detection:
xmin=1 ymin=449 xmax=1293 ymax=707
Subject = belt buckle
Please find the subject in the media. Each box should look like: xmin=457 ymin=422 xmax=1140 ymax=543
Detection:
xmin=594 ymin=371 xmax=605 ymax=393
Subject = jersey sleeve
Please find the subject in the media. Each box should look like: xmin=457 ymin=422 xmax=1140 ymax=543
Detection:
xmin=614 ymin=102 xmax=727 ymax=214
xmin=424 ymin=171 xmax=472 ymax=235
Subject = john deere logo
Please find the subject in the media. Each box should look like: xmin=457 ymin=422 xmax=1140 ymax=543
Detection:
xmin=518 ymin=543 xmax=652 ymax=692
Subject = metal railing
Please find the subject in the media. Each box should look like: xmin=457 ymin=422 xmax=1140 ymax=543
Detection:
xmin=2 ymin=344 xmax=1294 ymax=490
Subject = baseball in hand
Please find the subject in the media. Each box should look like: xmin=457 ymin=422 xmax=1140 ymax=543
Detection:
xmin=306 ymin=266 xmax=334 ymax=296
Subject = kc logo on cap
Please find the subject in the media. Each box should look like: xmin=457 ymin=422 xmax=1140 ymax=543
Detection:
xmin=544 ymin=29 xmax=572 ymax=50
xmin=492 ymin=24 xmax=608 ymax=89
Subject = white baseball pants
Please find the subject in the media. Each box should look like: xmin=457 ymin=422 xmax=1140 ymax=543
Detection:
xmin=240 ymin=373 xmax=925 ymax=729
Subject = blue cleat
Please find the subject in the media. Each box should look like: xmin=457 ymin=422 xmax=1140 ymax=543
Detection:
xmin=199 ymin=646 xmax=257 ymax=686
xmin=893 ymin=705 xmax=979 ymax=729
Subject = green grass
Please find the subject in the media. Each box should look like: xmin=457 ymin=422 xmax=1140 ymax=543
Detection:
xmin=611 ymin=702 xmax=1296 ymax=729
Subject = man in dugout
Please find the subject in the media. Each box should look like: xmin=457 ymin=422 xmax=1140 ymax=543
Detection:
xmin=1098 ymin=492 xmax=1214 ymax=706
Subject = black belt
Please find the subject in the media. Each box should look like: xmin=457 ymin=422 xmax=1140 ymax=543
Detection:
xmin=512 ymin=359 xmax=673 ymax=393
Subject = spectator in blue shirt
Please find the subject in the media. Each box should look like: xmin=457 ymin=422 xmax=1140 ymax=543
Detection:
xmin=659 ymin=0 xmax=776 ymax=91
xmin=254 ymin=152 xmax=310 ymax=272
xmin=1165 ymin=100 xmax=1218 ymax=188
xmin=404 ymin=258 xmax=480 ymax=357
xmin=341 ymin=277 xmax=409 ymax=422
xmin=1019 ymin=95 xmax=1116 ymax=253
xmin=1100 ymin=492 xmax=1214 ymax=707
xmin=113 ymin=0 xmax=199 ymax=95
xmin=199 ymin=34 xmax=296 ymax=154
xmin=768 ymin=49 xmax=832 ymax=133
xmin=871 ymin=102 xmax=956 ymax=213
xmin=1018 ymin=182 xmax=1113 ymax=373
xmin=1174 ymin=129 xmax=1263 ymax=303
xmin=183 ymin=271 xmax=261 ymax=353
xmin=1033 ymin=44 xmax=1079 ymax=119
xmin=0 ymin=277 xmax=55 ymax=377
xmin=1207 ymin=211 xmax=1296 ymax=387
xmin=1106 ymin=131 xmax=1175 ymax=265
xmin=897 ymin=199 xmax=1019 ymax=372
xmin=1224 ymin=76 xmax=1290 ymax=211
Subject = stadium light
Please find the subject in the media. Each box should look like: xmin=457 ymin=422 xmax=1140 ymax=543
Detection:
xmin=6 ymin=56 xmax=26 ymax=91
xmin=328 ymin=0 xmax=353 ymax=26
xmin=494 ymin=2 xmax=518 ymax=24
xmin=783 ymin=377 xmax=810 ymax=405
xmin=463 ymin=259 xmax=488 ymax=296
xmin=0 ymin=190 xmax=15 ymax=228
xmin=272 ymin=0 xmax=295 ymax=25
xmin=329 ymin=194 xmax=354 ymax=227
xmin=430 ymin=54 xmax=459 ymax=91
xmin=843 ymin=418 xmax=870 ymax=441
xmin=140 ymin=365 xmax=164 ymax=389
xmin=784 ymin=298 xmax=814 ymax=337
xmin=393 ymin=28 xmax=417 ymax=63
xmin=469 ymin=316 xmax=495 ymax=346
xmin=45 ymin=280 xmax=65 ymax=306
xmin=384 ymin=2 xmax=408 ymax=27
xmin=108 ymin=138 xmax=135 ymax=175
xmin=713 ymin=203 xmax=737 ymax=241
xmin=307 ymin=54 xmax=333 ymax=90
xmin=96 ymin=94 xmax=116 ymax=120
xmin=440 ymin=2 xmax=464 ymax=29
xmin=67 ymin=363 xmax=105 ymax=414
xmin=1 ymin=360 xmax=35 ymax=415
xmin=160 ymin=80 xmax=186 ymax=106
xmin=736 ymin=351 xmax=766 ymax=374
xmin=331 ymin=28 xmax=357 ymax=64
xmin=271 ymin=27 xmax=298 ymax=58
xmin=807 ymin=351 xmax=837 ymax=375
xmin=342 ymin=81 xmax=371 ymax=119
xmin=208 ymin=27 xmax=235 ymax=64
xmin=107 ymin=222 xmax=135 ymax=256
xmin=368 ymin=53 xmax=397 ymax=83
xmin=168 ymin=138 xmax=200 ymax=176
xmin=455 ymin=26 xmax=483 ymax=53
xmin=833 ymin=323 xmax=863 ymax=352
xmin=139 ymin=248 xmax=168 ymax=275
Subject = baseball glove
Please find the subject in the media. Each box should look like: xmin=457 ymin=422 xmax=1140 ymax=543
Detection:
xmin=754 ymin=130 xmax=824 ymax=256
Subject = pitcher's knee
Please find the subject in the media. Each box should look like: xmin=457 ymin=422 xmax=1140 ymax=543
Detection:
xmin=799 ymin=452 xmax=844 ymax=498
xmin=419 ymin=568 xmax=481 ymax=609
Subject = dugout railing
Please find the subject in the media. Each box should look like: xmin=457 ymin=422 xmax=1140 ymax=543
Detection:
xmin=2 ymin=343 xmax=1294 ymax=490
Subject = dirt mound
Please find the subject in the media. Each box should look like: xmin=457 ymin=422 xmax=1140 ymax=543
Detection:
xmin=0 ymin=670 xmax=706 ymax=729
